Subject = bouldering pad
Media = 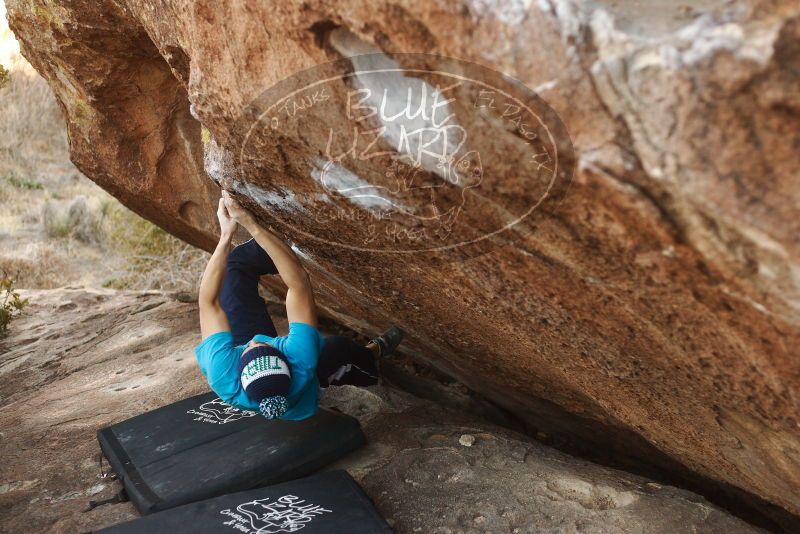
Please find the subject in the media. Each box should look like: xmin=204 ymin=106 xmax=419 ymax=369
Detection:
xmin=95 ymin=470 xmax=391 ymax=533
xmin=97 ymin=392 xmax=365 ymax=514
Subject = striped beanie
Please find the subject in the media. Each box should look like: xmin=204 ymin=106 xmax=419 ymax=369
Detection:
xmin=238 ymin=344 xmax=291 ymax=419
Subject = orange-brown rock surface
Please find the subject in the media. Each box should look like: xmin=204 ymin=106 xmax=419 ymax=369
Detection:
xmin=7 ymin=0 xmax=800 ymax=523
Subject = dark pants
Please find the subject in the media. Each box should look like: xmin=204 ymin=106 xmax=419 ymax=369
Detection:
xmin=220 ymin=239 xmax=379 ymax=388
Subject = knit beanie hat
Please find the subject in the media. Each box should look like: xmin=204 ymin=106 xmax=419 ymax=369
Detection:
xmin=238 ymin=344 xmax=291 ymax=419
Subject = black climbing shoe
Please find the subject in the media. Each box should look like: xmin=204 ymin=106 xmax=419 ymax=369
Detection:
xmin=370 ymin=325 xmax=403 ymax=358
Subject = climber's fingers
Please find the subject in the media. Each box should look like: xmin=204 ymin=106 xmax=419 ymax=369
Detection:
xmin=216 ymin=197 xmax=239 ymax=238
xmin=222 ymin=192 xmax=246 ymax=219
xmin=216 ymin=197 xmax=230 ymax=220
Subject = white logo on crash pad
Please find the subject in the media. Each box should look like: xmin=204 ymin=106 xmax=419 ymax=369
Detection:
xmin=186 ymin=397 xmax=257 ymax=424
xmin=219 ymin=494 xmax=332 ymax=533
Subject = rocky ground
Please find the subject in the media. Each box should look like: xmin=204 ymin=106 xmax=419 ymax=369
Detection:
xmin=0 ymin=288 xmax=764 ymax=533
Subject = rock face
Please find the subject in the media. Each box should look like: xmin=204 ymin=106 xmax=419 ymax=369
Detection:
xmin=6 ymin=0 xmax=800 ymax=522
xmin=0 ymin=289 xmax=766 ymax=533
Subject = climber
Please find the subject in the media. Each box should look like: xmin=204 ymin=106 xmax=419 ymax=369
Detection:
xmin=194 ymin=190 xmax=403 ymax=420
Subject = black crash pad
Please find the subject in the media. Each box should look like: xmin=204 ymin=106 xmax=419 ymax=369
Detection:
xmin=97 ymin=392 xmax=365 ymax=514
xmin=95 ymin=470 xmax=391 ymax=534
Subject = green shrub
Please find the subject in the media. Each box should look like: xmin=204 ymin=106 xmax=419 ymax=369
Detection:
xmin=2 ymin=172 xmax=43 ymax=190
xmin=0 ymin=274 xmax=27 ymax=338
xmin=41 ymin=201 xmax=73 ymax=238
xmin=0 ymin=64 xmax=9 ymax=90
xmin=41 ymin=196 xmax=104 ymax=243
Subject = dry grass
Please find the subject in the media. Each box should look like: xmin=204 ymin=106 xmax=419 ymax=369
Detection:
xmin=0 ymin=271 xmax=27 ymax=338
xmin=101 ymin=202 xmax=208 ymax=292
xmin=0 ymin=246 xmax=68 ymax=289
xmin=0 ymin=22 xmax=207 ymax=293
xmin=0 ymin=58 xmax=68 ymax=182
xmin=0 ymin=63 xmax=9 ymax=89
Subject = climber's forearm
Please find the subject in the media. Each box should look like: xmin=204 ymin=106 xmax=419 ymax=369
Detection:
xmin=198 ymin=232 xmax=233 ymax=307
xmin=198 ymin=232 xmax=233 ymax=339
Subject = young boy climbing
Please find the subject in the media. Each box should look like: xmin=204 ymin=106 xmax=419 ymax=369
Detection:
xmin=195 ymin=190 xmax=403 ymax=420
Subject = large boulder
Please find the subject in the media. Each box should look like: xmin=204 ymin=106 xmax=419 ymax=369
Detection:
xmin=7 ymin=0 xmax=799 ymax=522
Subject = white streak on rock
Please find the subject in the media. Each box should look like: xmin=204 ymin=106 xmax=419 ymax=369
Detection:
xmin=229 ymin=179 xmax=307 ymax=214
xmin=203 ymin=137 xmax=234 ymax=184
xmin=310 ymin=157 xmax=407 ymax=211
xmin=290 ymin=243 xmax=311 ymax=260
xmin=329 ymin=29 xmax=464 ymax=180
xmin=203 ymin=137 xmax=306 ymax=213
xmin=589 ymin=7 xmax=780 ymax=69
xmin=678 ymin=20 xmax=778 ymax=66
xmin=533 ymin=79 xmax=558 ymax=93
xmin=466 ymin=0 xmax=533 ymax=26
xmin=536 ymin=0 xmax=552 ymax=15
